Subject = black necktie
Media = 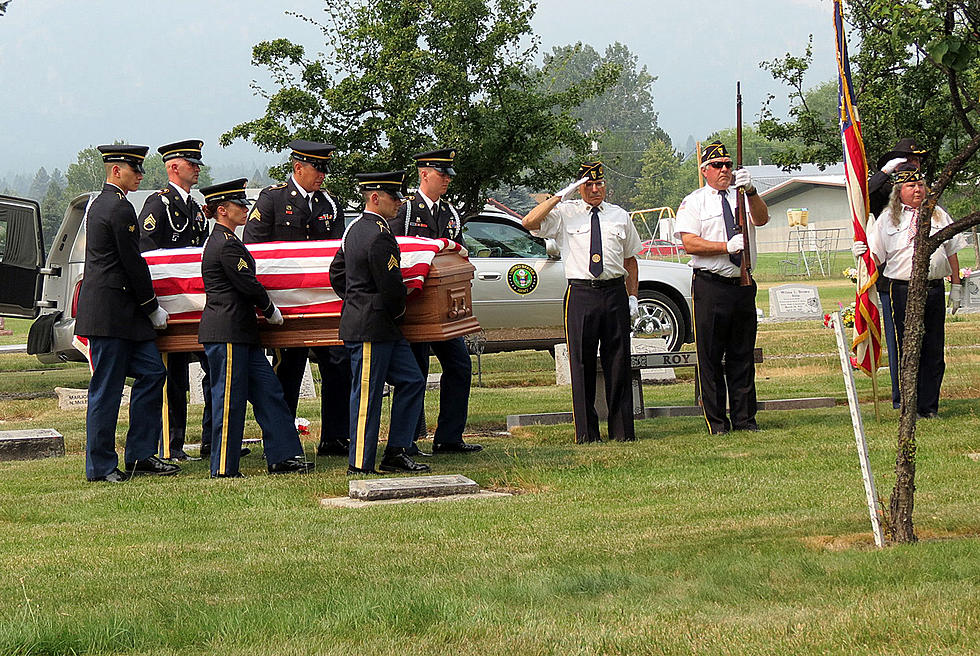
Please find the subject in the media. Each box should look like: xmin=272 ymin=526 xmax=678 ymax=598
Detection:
xmin=720 ymin=189 xmax=741 ymax=267
xmin=589 ymin=206 xmax=603 ymax=278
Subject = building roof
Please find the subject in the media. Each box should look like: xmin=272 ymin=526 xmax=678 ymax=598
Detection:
xmin=760 ymin=175 xmax=846 ymax=204
xmin=745 ymin=162 xmax=845 ymax=193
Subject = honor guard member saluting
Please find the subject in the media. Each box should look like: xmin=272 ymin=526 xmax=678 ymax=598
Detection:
xmin=243 ymin=139 xmax=352 ymax=458
xmin=197 ymin=179 xmax=314 ymax=478
xmin=76 ymin=145 xmax=178 ymax=482
xmin=523 ymin=162 xmax=642 ymax=444
xmin=328 ymin=171 xmax=429 ymax=475
xmin=138 ymin=139 xmax=213 ymax=462
xmin=674 ymin=141 xmax=770 ymax=435
xmin=389 ymin=149 xmax=482 ymax=456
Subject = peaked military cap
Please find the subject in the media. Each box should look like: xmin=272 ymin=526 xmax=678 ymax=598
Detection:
xmin=158 ymin=139 xmax=204 ymax=165
xmin=413 ymin=148 xmax=456 ymax=176
xmin=876 ymin=138 xmax=928 ymax=170
xmin=98 ymin=144 xmax=149 ymax=174
xmin=289 ymin=139 xmax=336 ymax=173
xmin=577 ymin=161 xmax=604 ymax=181
xmin=356 ymin=170 xmax=406 ymax=200
xmin=891 ymin=163 xmax=924 ymax=185
xmin=700 ymin=140 xmax=731 ymax=165
xmin=201 ymin=178 xmax=251 ymax=207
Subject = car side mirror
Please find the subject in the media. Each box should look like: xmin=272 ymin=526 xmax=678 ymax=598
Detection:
xmin=545 ymin=239 xmax=561 ymax=260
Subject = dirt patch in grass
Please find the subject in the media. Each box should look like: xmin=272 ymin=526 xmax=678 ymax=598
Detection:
xmin=803 ymin=527 xmax=980 ymax=551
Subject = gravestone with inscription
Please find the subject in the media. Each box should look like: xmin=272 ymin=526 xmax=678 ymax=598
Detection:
xmin=768 ymin=283 xmax=823 ymax=321
xmin=55 ymin=386 xmax=131 ymax=410
xmin=959 ymin=271 xmax=980 ymax=314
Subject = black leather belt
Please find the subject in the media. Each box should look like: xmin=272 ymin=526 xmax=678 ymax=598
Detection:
xmin=891 ymin=279 xmax=944 ymax=289
xmin=694 ymin=269 xmax=741 ymax=285
xmin=568 ymin=277 xmax=624 ymax=289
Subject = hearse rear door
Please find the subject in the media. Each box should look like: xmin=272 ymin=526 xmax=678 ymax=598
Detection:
xmin=0 ymin=195 xmax=44 ymax=318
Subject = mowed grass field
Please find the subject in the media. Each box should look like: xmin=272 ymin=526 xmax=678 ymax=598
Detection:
xmin=1 ymin=276 xmax=980 ymax=655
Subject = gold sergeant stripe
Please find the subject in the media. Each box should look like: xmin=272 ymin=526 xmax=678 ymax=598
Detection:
xmin=102 ymin=152 xmax=146 ymax=160
xmin=161 ymin=353 xmax=170 ymax=459
xmin=204 ymin=187 xmax=247 ymax=200
xmin=354 ymin=342 xmax=372 ymax=469
xmin=293 ymin=150 xmax=332 ymax=160
xmin=219 ymin=343 xmax=233 ymax=475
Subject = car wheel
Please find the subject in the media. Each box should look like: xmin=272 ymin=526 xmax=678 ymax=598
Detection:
xmin=633 ymin=289 xmax=684 ymax=351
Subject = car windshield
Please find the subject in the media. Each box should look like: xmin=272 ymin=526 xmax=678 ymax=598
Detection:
xmin=463 ymin=219 xmax=547 ymax=258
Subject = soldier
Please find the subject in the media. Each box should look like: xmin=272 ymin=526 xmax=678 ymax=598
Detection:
xmin=328 ymin=171 xmax=429 ymax=475
xmin=76 ymin=145 xmax=178 ymax=482
xmin=390 ymin=149 xmax=481 ymax=455
xmin=197 ymin=179 xmax=314 ymax=477
xmin=138 ymin=139 xmax=216 ymax=461
xmin=243 ymin=140 xmax=352 ymax=457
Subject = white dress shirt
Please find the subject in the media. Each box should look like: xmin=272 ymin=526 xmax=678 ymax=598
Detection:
xmin=673 ymin=184 xmax=757 ymax=277
xmin=532 ymin=199 xmax=641 ymax=280
xmin=868 ymin=205 xmax=965 ymax=280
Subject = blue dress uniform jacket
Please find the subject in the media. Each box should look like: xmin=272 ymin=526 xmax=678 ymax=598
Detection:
xmin=329 ymin=213 xmax=408 ymax=342
xmin=243 ymin=178 xmax=345 ymax=243
xmin=74 ymin=184 xmax=160 ymax=341
xmin=389 ymin=192 xmax=464 ymax=248
xmin=138 ymin=183 xmax=208 ymax=251
xmin=198 ymin=223 xmax=275 ymax=345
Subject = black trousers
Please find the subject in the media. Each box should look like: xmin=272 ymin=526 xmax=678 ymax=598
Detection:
xmin=410 ymin=337 xmax=471 ymax=445
xmin=889 ymin=280 xmax=946 ymax=415
xmin=692 ymin=272 xmax=758 ymax=434
xmin=271 ymin=346 xmax=351 ymax=444
xmin=563 ymin=281 xmax=635 ymax=443
xmin=158 ymin=351 xmax=211 ymax=456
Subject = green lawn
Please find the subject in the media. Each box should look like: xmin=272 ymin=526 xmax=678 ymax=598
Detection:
xmin=1 ymin=293 xmax=979 ymax=654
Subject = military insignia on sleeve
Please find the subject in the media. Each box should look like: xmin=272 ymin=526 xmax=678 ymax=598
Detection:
xmin=237 ymin=258 xmax=249 ymax=272
xmin=143 ymin=214 xmax=156 ymax=231
xmin=128 ymin=224 xmax=135 ymax=232
xmin=249 ymin=208 xmax=261 ymax=221
xmin=387 ymin=254 xmax=399 ymax=271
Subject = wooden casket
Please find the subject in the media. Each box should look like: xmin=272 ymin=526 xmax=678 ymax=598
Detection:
xmin=147 ymin=239 xmax=480 ymax=353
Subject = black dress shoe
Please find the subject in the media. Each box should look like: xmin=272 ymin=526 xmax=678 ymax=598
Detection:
xmin=316 ymin=438 xmax=350 ymax=457
xmin=88 ymin=468 xmax=131 ymax=483
xmin=433 ymin=441 xmax=483 ymax=454
xmin=268 ymin=456 xmax=314 ymax=474
xmin=733 ymin=424 xmax=760 ymax=432
xmin=211 ymin=472 xmax=246 ymax=479
xmin=379 ymin=449 xmax=431 ymax=473
xmin=126 ymin=456 xmax=180 ymax=476
xmin=168 ymin=450 xmax=201 ymax=462
xmin=199 ymin=445 xmax=250 ymax=458
xmin=405 ymin=443 xmax=432 ymax=457
xmin=346 ymin=466 xmax=380 ymax=475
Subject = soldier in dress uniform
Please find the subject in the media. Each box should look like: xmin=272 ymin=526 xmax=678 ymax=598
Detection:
xmin=389 ymin=149 xmax=481 ymax=456
xmin=674 ymin=141 xmax=770 ymax=435
xmin=328 ymin=171 xmax=429 ymax=475
xmin=138 ymin=139 xmax=214 ymax=461
xmin=76 ymin=145 xmax=179 ymax=482
xmin=197 ymin=179 xmax=315 ymax=478
xmin=523 ymin=161 xmax=642 ymax=444
xmin=243 ymin=140 xmax=352 ymax=457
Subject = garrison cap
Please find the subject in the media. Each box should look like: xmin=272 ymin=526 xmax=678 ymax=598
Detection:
xmin=158 ymin=139 xmax=204 ymax=165
xmin=98 ymin=144 xmax=149 ymax=174
xmin=289 ymin=139 xmax=335 ymax=173
xmin=413 ymin=148 xmax=456 ymax=177
xmin=876 ymin=138 xmax=928 ymax=170
xmin=577 ymin=161 xmax=604 ymax=181
xmin=700 ymin=140 xmax=731 ymax=165
xmin=891 ymin=163 xmax=924 ymax=185
xmin=200 ymin=178 xmax=251 ymax=207
xmin=356 ymin=170 xmax=406 ymax=200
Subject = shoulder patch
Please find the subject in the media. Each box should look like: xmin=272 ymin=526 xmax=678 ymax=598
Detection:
xmin=237 ymin=257 xmax=249 ymax=272
xmin=270 ymin=183 xmax=287 ymax=190
xmin=387 ymin=254 xmax=399 ymax=271
xmin=143 ymin=214 xmax=156 ymax=231
xmin=158 ymin=188 xmax=169 ymax=195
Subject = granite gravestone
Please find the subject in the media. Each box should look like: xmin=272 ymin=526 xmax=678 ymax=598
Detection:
xmin=959 ymin=272 xmax=980 ymax=314
xmin=769 ymin=283 xmax=823 ymax=321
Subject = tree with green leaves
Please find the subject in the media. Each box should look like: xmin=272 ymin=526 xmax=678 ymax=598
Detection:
xmin=761 ymin=0 xmax=980 ymax=543
xmin=221 ymin=0 xmax=617 ymax=214
xmin=630 ymin=139 xmax=692 ymax=212
xmin=41 ymin=169 xmax=67 ymax=249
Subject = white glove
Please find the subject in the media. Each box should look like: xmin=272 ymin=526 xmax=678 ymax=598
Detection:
xmin=149 ymin=306 xmax=168 ymax=330
xmin=726 ymin=234 xmax=744 ymax=254
xmin=949 ymin=283 xmax=963 ymax=315
xmin=733 ymin=168 xmax=753 ymax=189
xmin=881 ymin=157 xmax=907 ymax=174
xmin=628 ymin=295 xmax=639 ymax=319
xmin=852 ymin=241 xmax=868 ymax=257
xmin=267 ymin=306 xmax=284 ymax=325
xmin=556 ymin=177 xmax=589 ymax=202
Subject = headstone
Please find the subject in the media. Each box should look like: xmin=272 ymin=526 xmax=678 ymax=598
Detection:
xmin=959 ymin=272 xmax=980 ymax=314
xmin=188 ymin=358 xmax=316 ymax=404
xmin=556 ymin=339 xmax=675 ymax=385
xmin=768 ymin=283 xmax=823 ymax=321
xmin=55 ymin=386 xmax=131 ymax=411
xmin=554 ymin=343 xmax=571 ymax=385
xmin=348 ymin=474 xmax=480 ymax=501
xmin=0 ymin=429 xmax=65 ymax=461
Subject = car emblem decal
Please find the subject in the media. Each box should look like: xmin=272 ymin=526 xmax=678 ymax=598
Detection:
xmin=507 ymin=263 xmax=538 ymax=295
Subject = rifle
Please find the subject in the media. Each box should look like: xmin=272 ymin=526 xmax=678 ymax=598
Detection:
xmin=735 ymin=81 xmax=752 ymax=287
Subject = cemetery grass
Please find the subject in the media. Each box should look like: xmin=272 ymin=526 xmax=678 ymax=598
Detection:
xmin=2 ymin=325 xmax=980 ymax=653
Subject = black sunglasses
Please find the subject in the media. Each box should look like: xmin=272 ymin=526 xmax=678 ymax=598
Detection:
xmin=708 ymin=161 xmax=733 ymax=170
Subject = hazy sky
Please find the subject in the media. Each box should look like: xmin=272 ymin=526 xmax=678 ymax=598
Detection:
xmin=0 ymin=0 xmax=838 ymax=180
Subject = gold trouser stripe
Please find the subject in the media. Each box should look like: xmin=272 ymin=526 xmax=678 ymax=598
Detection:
xmin=219 ymin=344 xmax=233 ymax=475
xmin=354 ymin=342 xmax=372 ymax=469
xmin=562 ymin=286 xmax=576 ymax=433
xmin=691 ymin=278 xmax=713 ymax=434
xmin=161 ymin=353 xmax=170 ymax=458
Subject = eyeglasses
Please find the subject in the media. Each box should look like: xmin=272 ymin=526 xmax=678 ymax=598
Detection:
xmin=707 ymin=161 xmax=733 ymax=170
